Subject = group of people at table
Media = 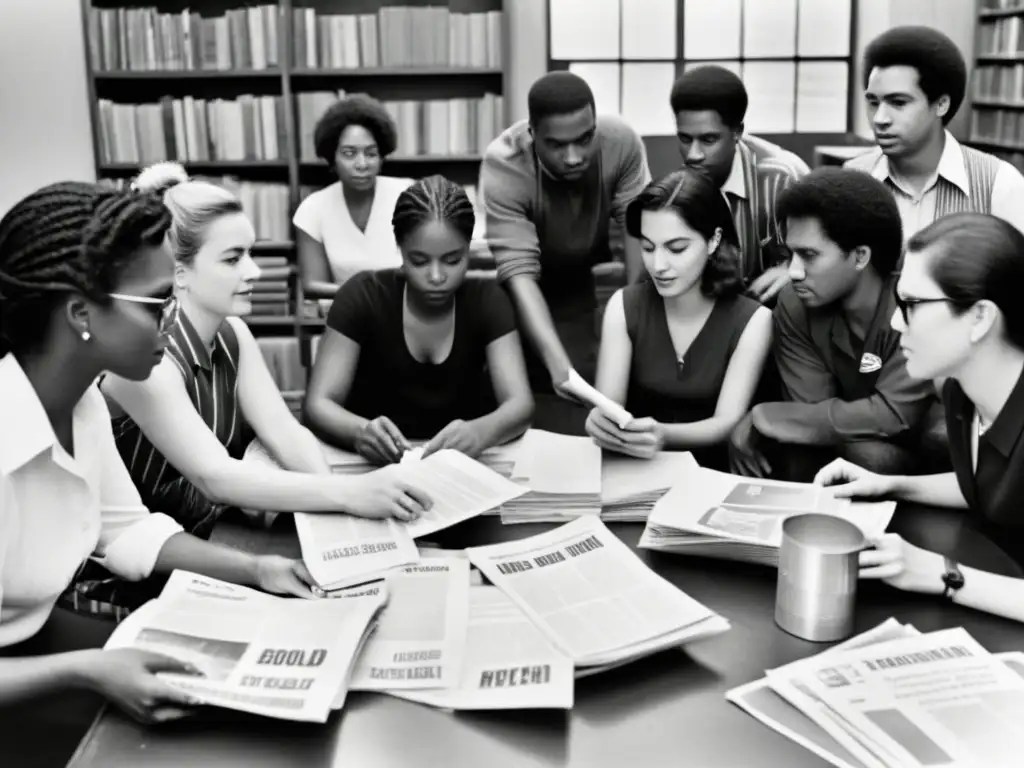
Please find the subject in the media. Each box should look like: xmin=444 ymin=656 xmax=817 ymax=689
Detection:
xmin=1 ymin=23 xmax=1024 ymax=740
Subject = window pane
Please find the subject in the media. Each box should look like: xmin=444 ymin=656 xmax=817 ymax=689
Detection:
xmin=623 ymin=0 xmax=677 ymax=60
xmin=744 ymin=0 xmax=797 ymax=57
xmin=797 ymin=0 xmax=851 ymax=57
xmin=569 ymin=62 xmax=622 ymax=116
xmin=797 ymin=62 xmax=848 ymax=132
xmin=745 ymin=62 xmax=796 ymax=133
xmin=684 ymin=0 xmax=740 ymax=60
xmin=623 ymin=63 xmax=677 ymax=135
xmin=551 ymin=0 xmax=620 ymax=60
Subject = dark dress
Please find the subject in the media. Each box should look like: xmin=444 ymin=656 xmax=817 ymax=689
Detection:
xmin=325 ymin=269 xmax=517 ymax=440
xmin=623 ymin=281 xmax=762 ymax=470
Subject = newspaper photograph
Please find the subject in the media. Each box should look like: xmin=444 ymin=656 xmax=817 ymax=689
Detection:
xmin=392 ymin=586 xmax=574 ymax=710
xmin=293 ymin=512 xmax=419 ymax=592
xmin=348 ymin=560 xmax=470 ymax=691
xmin=104 ymin=571 xmax=386 ymax=722
xmin=466 ymin=516 xmax=728 ymax=667
xmin=790 ymin=627 xmax=1024 ymax=768
xmin=647 ymin=464 xmax=894 ymax=550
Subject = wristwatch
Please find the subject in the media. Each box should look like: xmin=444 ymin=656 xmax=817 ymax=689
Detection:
xmin=941 ymin=557 xmax=965 ymax=600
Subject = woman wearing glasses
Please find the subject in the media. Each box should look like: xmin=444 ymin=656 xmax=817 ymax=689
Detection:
xmin=817 ymin=213 xmax=1024 ymax=623
xmin=0 ymin=181 xmax=313 ymax=725
xmin=65 ymin=164 xmax=431 ymax=618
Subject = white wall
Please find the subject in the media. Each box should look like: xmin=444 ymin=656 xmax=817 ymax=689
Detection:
xmin=0 ymin=0 xmax=96 ymax=216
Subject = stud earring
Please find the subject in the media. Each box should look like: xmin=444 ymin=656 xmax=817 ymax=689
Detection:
xmin=81 ymin=331 xmax=91 ymax=342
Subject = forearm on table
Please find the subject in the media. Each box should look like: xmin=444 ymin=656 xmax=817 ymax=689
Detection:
xmin=660 ymin=416 xmax=740 ymax=451
xmin=891 ymin=472 xmax=968 ymax=509
xmin=153 ymin=532 xmax=259 ymax=586
xmin=265 ymin=424 xmax=332 ymax=475
xmin=0 ymin=652 xmax=100 ymax=705
xmin=304 ymin=397 xmax=371 ymax=453
xmin=469 ymin=396 xmax=533 ymax=449
xmin=506 ymin=276 xmax=571 ymax=378
xmin=200 ymin=457 xmax=357 ymax=514
xmin=953 ymin=567 xmax=1024 ymax=623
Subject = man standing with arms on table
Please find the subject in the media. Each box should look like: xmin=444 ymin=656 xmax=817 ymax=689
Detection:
xmin=729 ymin=168 xmax=938 ymax=482
xmin=846 ymin=26 xmax=1024 ymax=238
xmin=666 ymin=65 xmax=810 ymax=305
xmin=479 ymin=72 xmax=650 ymax=433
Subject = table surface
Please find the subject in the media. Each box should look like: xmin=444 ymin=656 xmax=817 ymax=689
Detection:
xmin=65 ymin=504 xmax=1024 ymax=768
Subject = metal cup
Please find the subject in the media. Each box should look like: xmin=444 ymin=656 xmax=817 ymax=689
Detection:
xmin=775 ymin=513 xmax=866 ymax=643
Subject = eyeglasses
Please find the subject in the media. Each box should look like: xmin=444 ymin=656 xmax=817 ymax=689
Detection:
xmin=891 ymin=282 xmax=955 ymax=325
xmin=108 ymin=292 xmax=179 ymax=332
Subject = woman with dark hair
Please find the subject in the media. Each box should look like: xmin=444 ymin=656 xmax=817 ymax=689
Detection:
xmin=817 ymin=213 xmax=1024 ymax=622
xmin=293 ymin=94 xmax=413 ymax=297
xmin=0 ymin=181 xmax=312 ymax=722
xmin=584 ymin=169 xmax=773 ymax=469
xmin=304 ymin=175 xmax=533 ymax=464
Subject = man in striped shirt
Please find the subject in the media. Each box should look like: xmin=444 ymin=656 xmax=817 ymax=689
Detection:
xmin=669 ymin=65 xmax=810 ymax=305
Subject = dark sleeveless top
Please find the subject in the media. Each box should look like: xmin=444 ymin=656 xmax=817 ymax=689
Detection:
xmin=623 ymin=282 xmax=762 ymax=470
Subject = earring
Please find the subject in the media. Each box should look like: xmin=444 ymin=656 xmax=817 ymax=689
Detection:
xmin=81 ymin=331 xmax=91 ymax=342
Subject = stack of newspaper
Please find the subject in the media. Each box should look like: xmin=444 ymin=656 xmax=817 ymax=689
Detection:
xmin=600 ymin=451 xmax=698 ymax=521
xmin=728 ymin=621 xmax=1024 ymax=767
xmin=499 ymin=430 xmax=602 ymax=523
xmin=466 ymin=516 xmax=730 ymax=671
xmin=320 ymin=439 xmax=522 ymax=478
xmin=245 ymin=442 xmax=526 ymax=593
xmin=104 ymin=571 xmax=385 ymax=723
xmin=638 ymin=464 xmax=895 ymax=566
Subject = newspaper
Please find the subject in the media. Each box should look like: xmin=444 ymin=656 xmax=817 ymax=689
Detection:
xmin=781 ymin=627 xmax=1024 ymax=768
xmin=347 ymin=561 xmax=470 ymax=691
xmin=501 ymin=430 xmax=603 ymax=523
xmin=728 ymin=619 xmax=921 ymax=768
xmin=640 ymin=464 xmax=895 ymax=566
xmin=466 ymin=516 xmax=729 ymax=668
xmin=104 ymin=571 xmax=385 ymax=723
xmin=391 ymin=586 xmax=575 ymax=710
xmin=600 ymin=451 xmax=699 ymax=521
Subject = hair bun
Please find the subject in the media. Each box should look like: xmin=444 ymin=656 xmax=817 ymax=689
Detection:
xmin=133 ymin=162 xmax=189 ymax=196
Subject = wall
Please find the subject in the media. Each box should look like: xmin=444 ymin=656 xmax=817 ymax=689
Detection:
xmin=0 ymin=0 xmax=95 ymax=216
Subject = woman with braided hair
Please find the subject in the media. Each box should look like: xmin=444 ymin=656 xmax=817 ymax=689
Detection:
xmin=0 ymin=180 xmax=312 ymax=724
xmin=305 ymin=175 xmax=533 ymax=464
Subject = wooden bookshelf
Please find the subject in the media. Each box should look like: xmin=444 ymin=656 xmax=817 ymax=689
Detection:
xmin=971 ymin=1 xmax=1024 ymax=171
xmin=80 ymin=0 xmax=508 ymax=388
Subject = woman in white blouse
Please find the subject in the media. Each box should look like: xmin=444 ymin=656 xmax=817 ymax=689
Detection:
xmin=0 ymin=181 xmax=311 ymax=723
xmin=294 ymin=94 xmax=413 ymax=298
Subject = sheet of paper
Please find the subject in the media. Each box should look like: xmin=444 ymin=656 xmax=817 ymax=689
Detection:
xmin=797 ymin=0 xmax=851 ymax=57
xmin=569 ymin=62 xmax=622 ymax=117
xmin=683 ymin=0 xmax=740 ymax=60
xmin=550 ymin=0 xmax=619 ymax=60
xmin=348 ymin=561 xmax=470 ymax=691
xmin=512 ymin=430 xmax=602 ymax=495
xmin=622 ymin=0 xmax=676 ymax=60
xmin=562 ymin=368 xmax=633 ymax=428
xmin=398 ymin=449 xmax=527 ymax=538
xmin=744 ymin=62 xmax=796 ymax=134
xmin=622 ymin=63 xmax=677 ymax=136
xmin=797 ymin=62 xmax=849 ymax=133
xmin=601 ymin=451 xmax=698 ymax=504
xmin=743 ymin=0 xmax=796 ymax=57
xmin=391 ymin=587 xmax=575 ymax=710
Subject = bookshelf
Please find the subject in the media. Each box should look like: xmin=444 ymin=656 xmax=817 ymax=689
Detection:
xmin=80 ymin=0 xmax=508 ymax=404
xmin=969 ymin=0 xmax=1024 ymax=170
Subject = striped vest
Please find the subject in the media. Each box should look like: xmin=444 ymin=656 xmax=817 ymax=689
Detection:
xmin=845 ymin=144 xmax=1001 ymax=219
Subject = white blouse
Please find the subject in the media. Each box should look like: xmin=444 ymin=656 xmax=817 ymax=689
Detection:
xmin=292 ymin=176 xmax=413 ymax=285
xmin=0 ymin=355 xmax=183 ymax=647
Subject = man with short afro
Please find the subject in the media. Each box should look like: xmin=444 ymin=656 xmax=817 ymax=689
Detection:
xmin=847 ymin=25 xmax=1024 ymax=239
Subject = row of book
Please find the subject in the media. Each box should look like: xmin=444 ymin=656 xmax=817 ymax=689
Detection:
xmin=974 ymin=64 xmax=1024 ymax=104
xmin=249 ymin=254 xmax=293 ymax=319
xmin=98 ymin=96 xmax=287 ymax=165
xmin=87 ymin=5 xmax=280 ymax=72
xmin=982 ymin=0 xmax=1024 ymax=11
xmin=970 ymin=108 xmax=1024 ymax=150
xmin=979 ymin=16 xmax=1024 ymax=57
xmin=291 ymin=7 xmax=502 ymax=70
xmin=296 ymin=91 xmax=504 ymax=161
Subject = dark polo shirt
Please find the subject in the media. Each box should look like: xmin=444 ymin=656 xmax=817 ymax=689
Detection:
xmin=944 ymin=369 xmax=1024 ymax=573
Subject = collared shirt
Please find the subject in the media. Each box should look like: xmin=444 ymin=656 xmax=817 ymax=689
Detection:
xmin=845 ymin=131 xmax=1024 ymax=239
xmin=0 ymin=354 xmax=181 ymax=647
xmin=721 ymin=135 xmax=810 ymax=283
xmin=944 ymin=369 xmax=1024 ymax=571
xmin=479 ymin=115 xmax=651 ymax=284
xmin=766 ymin=285 xmax=936 ymax=444
xmin=112 ymin=311 xmax=248 ymax=537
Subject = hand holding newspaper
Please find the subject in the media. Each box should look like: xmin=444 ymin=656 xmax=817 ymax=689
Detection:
xmin=467 ymin=516 xmax=729 ymax=669
xmin=104 ymin=571 xmax=385 ymax=723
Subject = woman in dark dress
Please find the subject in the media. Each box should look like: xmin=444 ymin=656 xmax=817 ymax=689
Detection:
xmin=304 ymin=175 xmax=533 ymax=465
xmin=818 ymin=214 xmax=1024 ymax=623
xmin=584 ymin=169 xmax=773 ymax=470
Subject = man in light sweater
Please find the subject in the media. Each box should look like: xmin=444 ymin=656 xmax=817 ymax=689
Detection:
xmin=479 ymin=72 xmax=650 ymax=434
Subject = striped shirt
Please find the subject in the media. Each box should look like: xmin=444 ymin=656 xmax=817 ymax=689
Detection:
xmin=112 ymin=311 xmax=249 ymax=538
xmin=722 ymin=135 xmax=810 ymax=283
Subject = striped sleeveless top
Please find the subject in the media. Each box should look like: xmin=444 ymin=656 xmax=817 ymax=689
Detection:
xmin=112 ymin=312 xmax=250 ymax=537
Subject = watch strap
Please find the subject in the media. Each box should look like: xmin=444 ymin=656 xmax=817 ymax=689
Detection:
xmin=941 ymin=556 xmax=965 ymax=600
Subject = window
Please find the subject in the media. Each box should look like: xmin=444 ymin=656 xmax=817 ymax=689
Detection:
xmin=548 ymin=0 xmax=854 ymax=136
